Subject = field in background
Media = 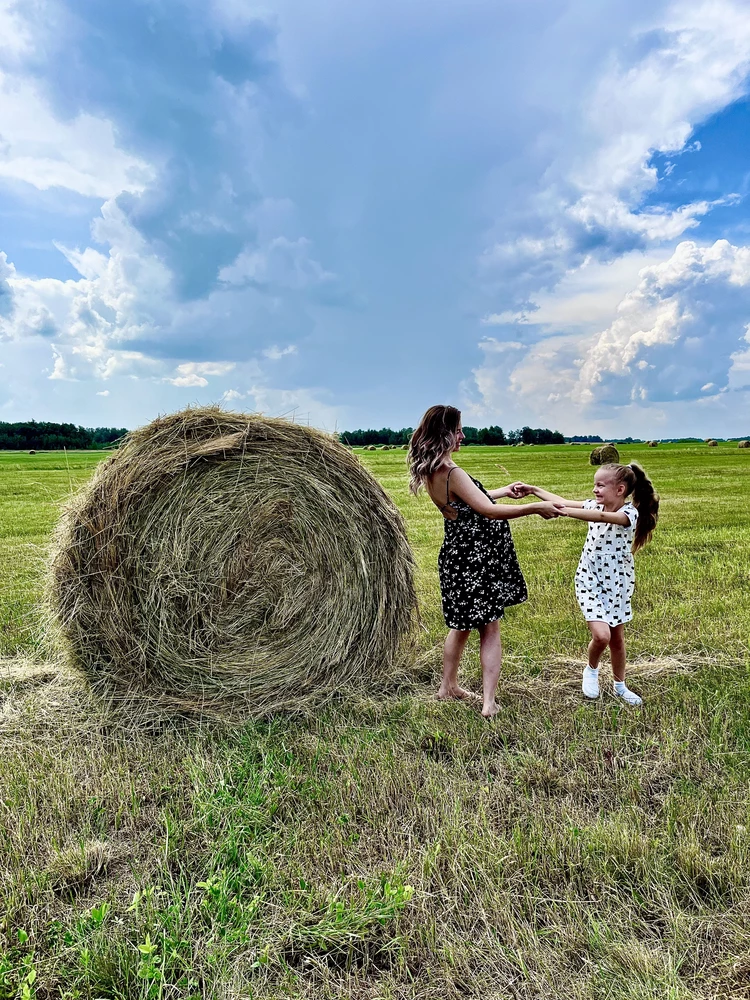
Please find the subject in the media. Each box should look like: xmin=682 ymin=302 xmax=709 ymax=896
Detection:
xmin=0 ymin=444 xmax=749 ymax=999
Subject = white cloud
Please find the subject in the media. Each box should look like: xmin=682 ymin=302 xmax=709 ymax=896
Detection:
xmin=468 ymin=239 xmax=750 ymax=425
xmin=0 ymin=1 xmax=32 ymax=56
xmin=219 ymin=237 xmax=337 ymax=292
xmin=574 ymin=239 xmax=750 ymax=405
xmin=0 ymin=71 xmax=153 ymax=197
xmin=96 ymin=389 xmax=109 ymax=396
xmin=481 ymin=0 xmax=750 ymax=310
xmin=263 ymin=344 xmax=298 ymax=360
xmin=164 ymin=361 xmax=236 ymax=387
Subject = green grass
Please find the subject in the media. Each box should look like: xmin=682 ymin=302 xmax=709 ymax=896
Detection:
xmin=0 ymin=444 xmax=749 ymax=999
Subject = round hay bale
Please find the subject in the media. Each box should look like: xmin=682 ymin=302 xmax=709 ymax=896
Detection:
xmin=28 ymin=449 xmax=36 ymax=455
xmin=647 ymin=440 xmax=658 ymax=447
xmin=401 ymin=444 xmax=408 ymax=450
xmin=738 ymin=440 xmax=750 ymax=449
xmin=47 ymin=406 xmax=417 ymax=718
xmin=366 ymin=445 xmax=377 ymax=451
xmin=707 ymin=439 xmax=718 ymax=447
xmin=590 ymin=443 xmax=620 ymax=465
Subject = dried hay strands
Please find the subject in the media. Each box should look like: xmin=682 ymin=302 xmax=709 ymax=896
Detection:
xmin=589 ymin=443 xmax=620 ymax=465
xmin=46 ymin=407 xmax=417 ymax=719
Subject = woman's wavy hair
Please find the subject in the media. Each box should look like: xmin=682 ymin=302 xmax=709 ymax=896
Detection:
xmin=408 ymin=405 xmax=462 ymax=495
xmin=600 ymin=461 xmax=660 ymax=552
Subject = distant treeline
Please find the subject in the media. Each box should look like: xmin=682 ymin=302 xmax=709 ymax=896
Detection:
xmin=0 ymin=421 xmax=128 ymax=450
xmin=340 ymin=425 xmax=566 ymax=446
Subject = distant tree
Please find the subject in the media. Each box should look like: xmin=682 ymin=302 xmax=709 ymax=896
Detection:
xmin=477 ymin=425 xmax=506 ymax=445
xmin=0 ymin=421 xmax=129 ymax=450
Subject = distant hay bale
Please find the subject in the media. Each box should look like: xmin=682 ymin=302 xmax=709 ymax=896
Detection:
xmin=647 ymin=440 xmax=658 ymax=447
xmin=401 ymin=444 xmax=408 ymax=450
xmin=590 ymin=443 xmax=620 ymax=465
xmin=366 ymin=445 xmax=376 ymax=451
xmin=739 ymin=440 xmax=750 ymax=449
xmin=46 ymin=406 xmax=417 ymax=718
xmin=28 ymin=450 xmax=36 ymax=455
xmin=707 ymin=439 xmax=718 ymax=447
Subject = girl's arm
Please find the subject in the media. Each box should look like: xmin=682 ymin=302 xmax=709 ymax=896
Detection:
xmin=559 ymin=506 xmax=630 ymax=526
xmin=450 ymin=469 xmax=561 ymax=520
xmin=515 ymin=482 xmax=585 ymax=508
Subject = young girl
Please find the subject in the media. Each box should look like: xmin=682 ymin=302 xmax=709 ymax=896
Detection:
xmin=518 ymin=463 xmax=659 ymax=705
xmin=408 ymin=405 xmax=561 ymax=718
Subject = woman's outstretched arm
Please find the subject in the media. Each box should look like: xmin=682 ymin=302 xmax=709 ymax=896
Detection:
xmin=450 ymin=469 xmax=562 ymax=520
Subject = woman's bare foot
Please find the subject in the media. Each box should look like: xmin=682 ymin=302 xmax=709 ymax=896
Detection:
xmin=481 ymin=701 xmax=500 ymax=719
xmin=436 ymin=685 xmax=476 ymax=701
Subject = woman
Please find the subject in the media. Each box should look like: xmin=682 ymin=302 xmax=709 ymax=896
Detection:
xmin=408 ymin=405 xmax=560 ymax=718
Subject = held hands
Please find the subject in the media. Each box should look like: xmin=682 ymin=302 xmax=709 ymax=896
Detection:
xmin=536 ymin=501 xmax=567 ymax=519
xmin=508 ymin=481 xmax=535 ymax=498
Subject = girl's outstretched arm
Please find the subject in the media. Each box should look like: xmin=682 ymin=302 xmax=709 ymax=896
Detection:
xmin=515 ymin=483 xmax=585 ymax=508
xmin=450 ymin=469 xmax=562 ymax=520
xmin=559 ymin=506 xmax=630 ymax=526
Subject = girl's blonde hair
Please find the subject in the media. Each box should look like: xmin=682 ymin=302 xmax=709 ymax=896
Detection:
xmin=408 ymin=405 xmax=461 ymax=495
xmin=600 ymin=461 xmax=659 ymax=551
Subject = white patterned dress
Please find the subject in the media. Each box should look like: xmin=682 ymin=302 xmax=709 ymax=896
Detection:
xmin=574 ymin=499 xmax=638 ymax=626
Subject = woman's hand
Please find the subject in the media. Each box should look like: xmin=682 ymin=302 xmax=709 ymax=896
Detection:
xmin=511 ymin=482 xmax=536 ymax=497
xmin=535 ymin=501 xmax=565 ymax=519
xmin=491 ymin=482 xmax=529 ymax=499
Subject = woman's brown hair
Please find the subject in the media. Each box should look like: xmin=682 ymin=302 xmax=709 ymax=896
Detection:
xmin=407 ymin=405 xmax=461 ymax=495
xmin=601 ymin=461 xmax=660 ymax=551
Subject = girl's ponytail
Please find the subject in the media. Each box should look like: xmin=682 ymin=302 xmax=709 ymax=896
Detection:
xmin=628 ymin=461 xmax=659 ymax=552
xmin=601 ymin=461 xmax=660 ymax=551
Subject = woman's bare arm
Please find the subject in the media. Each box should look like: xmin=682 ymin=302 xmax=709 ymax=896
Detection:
xmin=559 ymin=506 xmax=630 ymax=526
xmin=487 ymin=483 xmax=522 ymax=500
xmin=450 ymin=469 xmax=561 ymax=520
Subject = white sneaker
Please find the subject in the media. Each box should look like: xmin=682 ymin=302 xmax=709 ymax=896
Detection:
xmin=582 ymin=666 xmax=600 ymax=699
xmin=614 ymin=685 xmax=642 ymax=706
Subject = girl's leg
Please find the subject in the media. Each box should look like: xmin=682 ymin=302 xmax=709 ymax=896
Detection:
xmin=478 ymin=620 xmax=501 ymax=718
xmin=609 ymin=624 xmax=626 ymax=681
xmin=437 ymin=628 xmax=473 ymax=700
xmin=610 ymin=624 xmax=642 ymax=704
xmin=582 ymin=621 xmax=610 ymax=699
xmin=587 ymin=621 xmax=611 ymax=668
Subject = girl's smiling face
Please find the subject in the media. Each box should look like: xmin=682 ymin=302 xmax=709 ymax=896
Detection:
xmin=593 ymin=467 xmax=627 ymax=509
xmin=452 ymin=424 xmax=465 ymax=452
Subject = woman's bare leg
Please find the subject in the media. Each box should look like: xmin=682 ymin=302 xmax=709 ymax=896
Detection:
xmin=478 ymin=620 xmax=502 ymax=718
xmin=437 ymin=628 xmax=473 ymax=699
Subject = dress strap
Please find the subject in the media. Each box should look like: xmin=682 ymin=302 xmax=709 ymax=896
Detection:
xmin=446 ymin=466 xmax=455 ymax=506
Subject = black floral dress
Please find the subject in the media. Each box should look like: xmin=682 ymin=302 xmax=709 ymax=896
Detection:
xmin=437 ymin=470 xmax=527 ymax=630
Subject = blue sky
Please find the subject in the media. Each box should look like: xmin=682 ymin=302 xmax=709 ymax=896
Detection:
xmin=2 ymin=0 xmax=750 ymax=437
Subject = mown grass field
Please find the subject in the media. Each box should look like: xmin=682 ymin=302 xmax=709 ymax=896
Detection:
xmin=1 ymin=443 xmax=749 ymax=999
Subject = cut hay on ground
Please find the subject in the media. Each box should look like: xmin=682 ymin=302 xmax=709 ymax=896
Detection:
xmin=589 ymin=443 xmax=620 ymax=465
xmin=47 ymin=407 xmax=417 ymax=718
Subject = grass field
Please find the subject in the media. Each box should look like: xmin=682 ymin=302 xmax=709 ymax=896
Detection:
xmin=1 ymin=443 xmax=749 ymax=999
